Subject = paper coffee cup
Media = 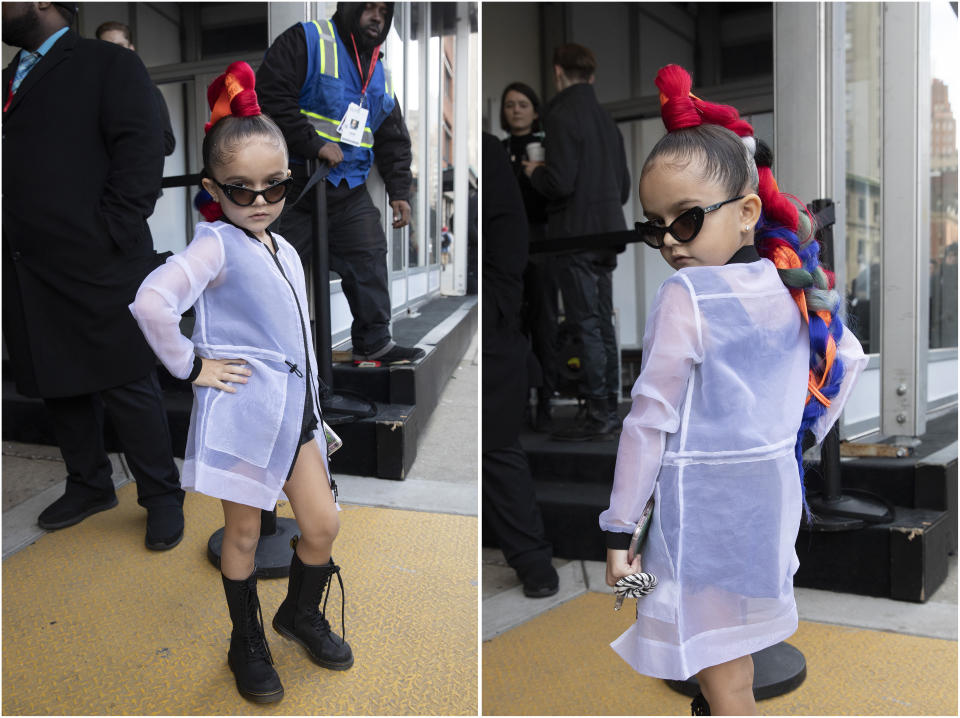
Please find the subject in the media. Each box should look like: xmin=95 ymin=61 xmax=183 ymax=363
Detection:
xmin=526 ymin=142 xmax=545 ymax=162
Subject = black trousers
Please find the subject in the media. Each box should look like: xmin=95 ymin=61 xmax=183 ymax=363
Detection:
xmin=482 ymin=441 xmax=553 ymax=571
xmin=277 ymin=169 xmax=392 ymax=355
xmin=557 ymin=252 xmax=619 ymax=400
xmin=43 ymin=370 xmax=183 ymax=509
xmin=522 ymin=251 xmax=560 ymax=396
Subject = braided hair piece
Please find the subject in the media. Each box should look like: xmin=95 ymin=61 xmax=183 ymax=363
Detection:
xmin=199 ymin=61 xmax=286 ymax=223
xmin=653 ymin=64 xmax=846 ymax=519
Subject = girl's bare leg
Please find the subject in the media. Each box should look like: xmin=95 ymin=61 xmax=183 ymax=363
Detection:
xmin=220 ymin=499 xmax=262 ymax=579
xmin=283 ymin=439 xmax=339 ymax=564
xmin=697 ymin=654 xmax=758 ymax=716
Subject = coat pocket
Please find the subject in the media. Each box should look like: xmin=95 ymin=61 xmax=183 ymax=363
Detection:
xmin=204 ymin=356 xmax=288 ymax=468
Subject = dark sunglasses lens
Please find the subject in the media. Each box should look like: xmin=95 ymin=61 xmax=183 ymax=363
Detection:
xmin=636 ymin=223 xmax=664 ymax=248
xmin=672 ymin=208 xmax=703 ymax=241
xmin=228 ymin=187 xmax=256 ymax=206
xmin=263 ymin=182 xmax=289 ymax=203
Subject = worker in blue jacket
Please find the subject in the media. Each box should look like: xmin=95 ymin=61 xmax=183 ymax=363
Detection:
xmin=258 ymin=2 xmax=424 ymax=366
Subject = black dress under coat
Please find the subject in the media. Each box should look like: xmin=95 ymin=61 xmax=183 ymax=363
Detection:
xmin=2 ymin=30 xmax=165 ymax=398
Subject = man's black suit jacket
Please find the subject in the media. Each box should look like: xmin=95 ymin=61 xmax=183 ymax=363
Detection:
xmin=2 ymin=29 xmax=165 ymax=398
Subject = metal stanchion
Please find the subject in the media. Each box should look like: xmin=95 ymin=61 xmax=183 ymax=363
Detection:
xmin=306 ymin=160 xmax=375 ymax=420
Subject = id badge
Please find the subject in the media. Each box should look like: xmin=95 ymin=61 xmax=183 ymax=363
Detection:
xmin=338 ymin=102 xmax=368 ymax=147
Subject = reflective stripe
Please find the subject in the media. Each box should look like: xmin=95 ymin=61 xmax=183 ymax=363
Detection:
xmin=383 ymin=66 xmax=392 ymax=97
xmin=310 ymin=19 xmax=338 ymax=78
xmin=300 ymin=109 xmax=374 ymax=148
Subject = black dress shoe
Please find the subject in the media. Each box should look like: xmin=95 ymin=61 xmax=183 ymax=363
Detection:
xmin=353 ymin=343 xmax=425 ymax=366
xmin=519 ymin=562 xmax=559 ymax=599
xmin=37 ymin=491 xmax=118 ymax=530
xmin=145 ymin=504 xmax=184 ymax=550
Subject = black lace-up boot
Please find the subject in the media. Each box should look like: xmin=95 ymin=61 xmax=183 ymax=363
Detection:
xmin=691 ymin=691 xmax=711 ymax=715
xmin=221 ymin=572 xmax=284 ymax=703
xmin=273 ymin=538 xmax=353 ymax=670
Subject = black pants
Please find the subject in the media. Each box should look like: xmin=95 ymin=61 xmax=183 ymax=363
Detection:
xmin=557 ymin=252 xmax=618 ymax=400
xmin=43 ymin=370 xmax=183 ymax=509
xmin=522 ymin=251 xmax=560 ymax=396
xmin=276 ymin=169 xmax=392 ymax=355
xmin=482 ymin=441 xmax=553 ymax=572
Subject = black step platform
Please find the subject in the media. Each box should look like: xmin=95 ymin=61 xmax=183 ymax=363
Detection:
xmin=483 ymin=404 xmax=956 ymax=602
xmin=2 ymin=294 xmax=477 ymax=481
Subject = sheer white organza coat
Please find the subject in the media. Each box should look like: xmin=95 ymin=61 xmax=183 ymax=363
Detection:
xmin=130 ymin=221 xmax=331 ymax=511
xmin=599 ymin=259 xmax=866 ymax=680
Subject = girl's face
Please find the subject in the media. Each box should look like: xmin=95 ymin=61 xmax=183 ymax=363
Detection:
xmin=503 ymin=90 xmax=537 ymax=135
xmin=202 ymin=137 xmax=290 ymax=241
xmin=639 ymin=155 xmax=759 ymax=271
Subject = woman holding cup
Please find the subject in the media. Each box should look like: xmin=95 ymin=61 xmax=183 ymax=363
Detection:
xmin=499 ymin=82 xmax=556 ymax=432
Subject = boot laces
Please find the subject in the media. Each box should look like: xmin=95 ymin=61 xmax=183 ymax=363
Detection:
xmin=311 ymin=563 xmax=347 ymax=644
xmin=242 ymin=583 xmax=275 ymax=665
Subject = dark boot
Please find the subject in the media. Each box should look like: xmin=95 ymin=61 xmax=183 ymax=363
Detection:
xmin=273 ymin=539 xmax=354 ymax=670
xmin=222 ymin=572 xmax=284 ymax=704
xmin=691 ymin=691 xmax=711 ymax=715
xmin=533 ymin=390 xmax=554 ymax=433
xmin=606 ymin=392 xmax=622 ymax=433
xmin=551 ymin=397 xmax=616 ymax=441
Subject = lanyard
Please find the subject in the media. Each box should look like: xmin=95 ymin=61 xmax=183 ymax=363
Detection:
xmin=4 ymin=74 xmax=14 ymax=113
xmin=349 ymin=34 xmax=380 ymax=103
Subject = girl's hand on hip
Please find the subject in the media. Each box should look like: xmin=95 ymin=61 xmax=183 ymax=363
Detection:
xmin=193 ymin=358 xmax=251 ymax=393
xmin=606 ymin=548 xmax=642 ymax=586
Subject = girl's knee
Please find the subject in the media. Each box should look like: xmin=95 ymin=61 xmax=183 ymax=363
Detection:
xmin=223 ymin=519 xmax=261 ymax=555
xmin=698 ymin=656 xmax=753 ymax=696
xmin=300 ymin=512 xmax=340 ymax=548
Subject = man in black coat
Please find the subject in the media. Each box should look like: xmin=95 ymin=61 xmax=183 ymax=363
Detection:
xmin=482 ymin=132 xmax=558 ymax=598
xmin=2 ymin=1 xmax=184 ymax=548
xmin=525 ymin=43 xmax=631 ymax=442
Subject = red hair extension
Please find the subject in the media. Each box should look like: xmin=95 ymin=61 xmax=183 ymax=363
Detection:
xmin=656 ymin=64 xmax=701 ymax=131
xmin=205 ymin=61 xmax=260 ymax=133
xmin=655 ymin=64 xmax=755 ymax=137
xmin=757 ymin=166 xmax=799 ymax=231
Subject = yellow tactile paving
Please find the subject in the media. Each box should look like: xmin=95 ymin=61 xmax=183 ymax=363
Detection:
xmin=2 ymin=482 xmax=477 ymax=715
xmin=482 ymin=592 xmax=957 ymax=716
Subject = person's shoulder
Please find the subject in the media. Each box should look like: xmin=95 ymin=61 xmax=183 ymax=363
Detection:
xmin=653 ymin=272 xmax=698 ymax=309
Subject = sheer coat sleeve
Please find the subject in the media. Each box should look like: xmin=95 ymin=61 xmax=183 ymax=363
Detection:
xmin=599 ymin=275 xmax=703 ymax=546
xmin=129 ymin=227 xmax=226 ymax=380
xmin=810 ymin=323 xmax=868 ymax=443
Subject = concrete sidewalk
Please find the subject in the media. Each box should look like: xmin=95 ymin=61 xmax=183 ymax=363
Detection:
xmin=482 ymin=543 xmax=958 ymax=715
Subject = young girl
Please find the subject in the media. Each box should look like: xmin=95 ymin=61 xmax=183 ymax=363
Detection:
xmin=601 ymin=65 xmax=867 ymax=716
xmin=130 ymin=62 xmax=350 ymax=704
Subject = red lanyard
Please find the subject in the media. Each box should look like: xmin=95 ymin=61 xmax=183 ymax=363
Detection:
xmin=350 ymin=34 xmax=380 ymax=100
xmin=4 ymin=74 xmax=15 ymax=113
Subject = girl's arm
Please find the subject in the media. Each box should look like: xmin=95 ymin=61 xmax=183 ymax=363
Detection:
xmin=600 ymin=276 xmax=703 ymax=559
xmin=129 ymin=228 xmax=225 ymax=380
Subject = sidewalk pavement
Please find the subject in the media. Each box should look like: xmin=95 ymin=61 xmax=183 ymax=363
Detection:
xmin=482 ymin=540 xmax=958 ymax=715
xmin=2 ymin=331 xmax=478 ymax=716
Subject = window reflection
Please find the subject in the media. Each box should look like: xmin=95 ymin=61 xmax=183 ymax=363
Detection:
xmin=929 ymin=1 xmax=958 ymax=348
xmin=844 ymin=2 xmax=883 ymax=354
